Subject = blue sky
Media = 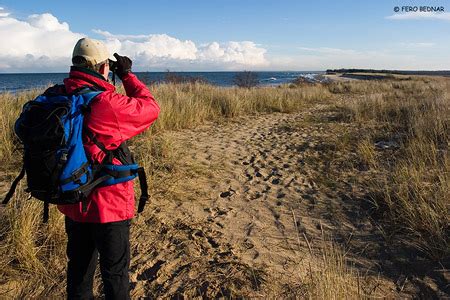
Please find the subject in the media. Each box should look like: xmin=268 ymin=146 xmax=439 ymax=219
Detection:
xmin=0 ymin=0 xmax=449 ymax=72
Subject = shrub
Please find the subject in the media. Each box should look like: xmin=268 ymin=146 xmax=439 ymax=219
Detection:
xmin=233 ymin=71 xmax=259 ymax=88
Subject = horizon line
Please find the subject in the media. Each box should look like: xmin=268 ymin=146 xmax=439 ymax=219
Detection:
xmin=2 ymin=69 xmax=450 ymax=75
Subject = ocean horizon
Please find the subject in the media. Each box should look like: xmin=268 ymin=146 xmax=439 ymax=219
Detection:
xmin=0 ymin=71 xmax=325 ymax=93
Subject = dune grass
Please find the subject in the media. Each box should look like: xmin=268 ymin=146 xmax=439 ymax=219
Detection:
xmin=331 ymin=78 xmax=449 ymax=260
xmin=0 ymin=78 xmax=448 ymax=297
xmin=304 ymin=242 xmax=368 ymax=299
xmin=147 ymin=83 xmax=331 ymax=132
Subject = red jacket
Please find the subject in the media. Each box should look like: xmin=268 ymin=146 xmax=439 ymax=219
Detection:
xmin=57 ymin=67 xmax=160 ymax=223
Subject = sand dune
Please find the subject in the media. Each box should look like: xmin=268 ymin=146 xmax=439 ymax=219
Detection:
xmin=1 ymin=80 xmax=447 ymax=298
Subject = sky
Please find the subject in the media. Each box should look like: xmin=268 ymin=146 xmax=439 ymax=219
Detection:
xmin=0 ymin=0 xmax=449 ymax=72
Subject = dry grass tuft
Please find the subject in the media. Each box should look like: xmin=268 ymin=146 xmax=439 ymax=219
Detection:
xmin=304 ymin=243 xmax=366 ymax=299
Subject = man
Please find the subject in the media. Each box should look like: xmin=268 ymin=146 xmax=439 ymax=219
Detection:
xmin=59 ymin=38 xmax=160 ymax=299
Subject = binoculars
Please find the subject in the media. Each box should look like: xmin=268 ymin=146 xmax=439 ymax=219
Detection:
xmin=109 ymin=59 xmax=118 ymax=74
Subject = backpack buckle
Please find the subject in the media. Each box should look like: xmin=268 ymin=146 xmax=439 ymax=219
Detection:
xmin=60 ymin=150 xmax=68 ymax=162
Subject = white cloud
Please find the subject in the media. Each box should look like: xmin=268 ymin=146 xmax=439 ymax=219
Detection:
xmin=0 ymin=12 xmax=84 ymax=71
xmin=94 ymin=30 xmax=268 ymax=70
xmin=27 ymin=13 xmax=70 ymax=31
xmin=0 ymin=11 xmax=269 ymax=72
xmin=398 ymin=42 xmax=435 ymax=48
xmin=266 ymin=46 xmax=448 ymax=71
xmin=95 ymin=30 xmax=198 ymax=61
xmin=0 ymin=7 xmax=10 ymax=17
xmin=92 ymin=29 xmax=150 ymax=42
xmin=386 ymin=12 xmax=450 ymax=21
xmin=298 ymin=47 xmax=358 ymax=55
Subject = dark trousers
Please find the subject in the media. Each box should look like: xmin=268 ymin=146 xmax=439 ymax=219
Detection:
xmin=65 ymin=217 xmax=131 ymax=300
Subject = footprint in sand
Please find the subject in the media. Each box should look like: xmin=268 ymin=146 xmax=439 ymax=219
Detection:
xmin=220 ymin=188 xmax=236 ymax=198
xmin=251 ymin=191 xmax=262 ymax=200
xmin=272 ymin=178 xmax=281 ymax=185
xmin=276 ymin=192 xmax=286 ymax=199
xmin=262 ymin=185 xmax=271 ymax=193
xmin=211 ymin=207 xmax=229 ymax=218
xmin=137 ymin=260 xmax=166 ymax=281
xmin=245 ymin=222 xmax=254 ymax=236
xmin=245 ymin=172 xmax=253 ymax=181
xmin=242 ymin=238 xmax=254 ymax=249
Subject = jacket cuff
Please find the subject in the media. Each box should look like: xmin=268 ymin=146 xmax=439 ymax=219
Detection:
xmin=120 ymin=72 xmax=134 ymax=81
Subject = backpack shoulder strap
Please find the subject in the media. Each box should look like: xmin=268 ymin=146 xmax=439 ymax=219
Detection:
xmin=70 ymin=84 xmax=101 ymax=95
xmin=84 ymin=127 xmax=110 ymax=156
xmin=43 ymin=84 xmax=66 ymax=97
xmin=2 ymin=166 xmax=26 ymax=205
xmin=137 ymin=167 xmax=149 ymax=213
xmin=68 ymin=86 xmax=103 ymax=118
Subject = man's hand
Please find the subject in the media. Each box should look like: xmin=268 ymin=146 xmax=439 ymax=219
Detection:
xmin=113 ymin=53 xmax=132 ymax=79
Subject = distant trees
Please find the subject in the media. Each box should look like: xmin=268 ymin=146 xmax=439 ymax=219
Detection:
xmin=233 ymin=71 xmax=259 ymax=88
xmin=325 ymin=68 xmax=450 ymax=76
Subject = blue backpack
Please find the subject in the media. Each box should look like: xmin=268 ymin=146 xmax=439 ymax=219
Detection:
xmin=3 ymin=85 xmax=149 ymax=222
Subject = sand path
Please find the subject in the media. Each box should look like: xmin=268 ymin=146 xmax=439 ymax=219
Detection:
xmin=129 ymin=105 xmax=420 ymax=298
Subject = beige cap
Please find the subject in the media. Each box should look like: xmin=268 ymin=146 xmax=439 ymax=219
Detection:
xmin=72 ymin=38 xmax=113 ymax=66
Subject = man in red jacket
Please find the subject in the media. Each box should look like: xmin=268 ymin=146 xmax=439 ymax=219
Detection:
xmin=59 ymin=38 xmax=160 ymax=299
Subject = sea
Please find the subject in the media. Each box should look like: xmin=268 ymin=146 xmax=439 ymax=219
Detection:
xmin=0 ymin=71 xmax=324 ymax=93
